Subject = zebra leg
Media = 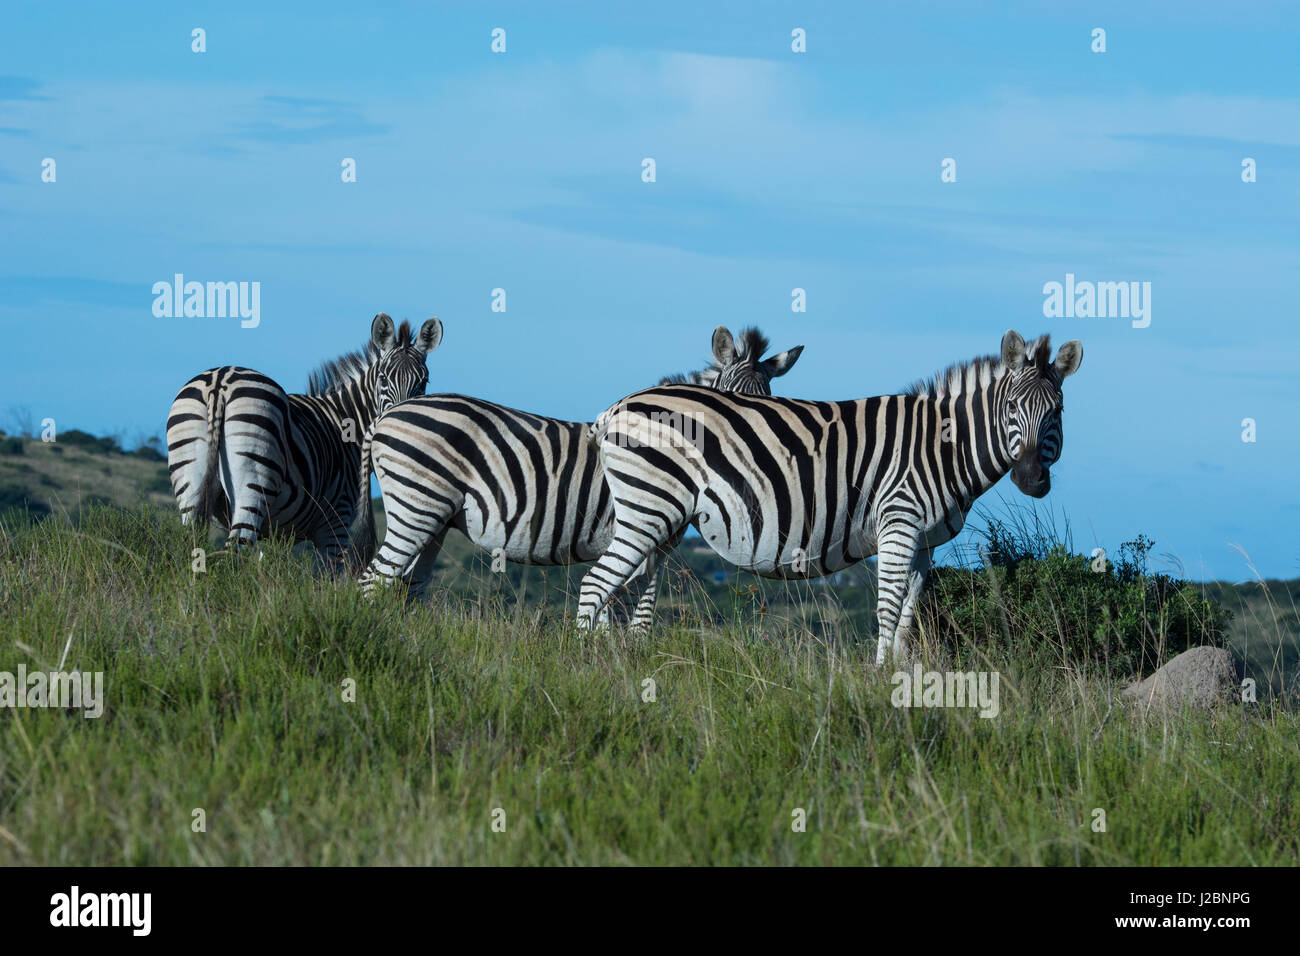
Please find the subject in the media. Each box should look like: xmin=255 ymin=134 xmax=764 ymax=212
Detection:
xmin=311 ymin=518 xmax=351 ymax=574
xmin=404 ymin=528 xmax=447 ymax=601
xmin=873 ymin=523 xmax=923 ymax=667
xmin=577 ymin=518 xmax=665 ymax=630
xmin=628 ymin=529 xmax=684 ymax=633
xmin=166 ymin=414 xmax=209 ymax=526
xmin=220 ymin=442 xmax=278 ymax=553
xmin=891 ymin=546 xmax=933 ymax=662
xmin=628 ymin=560 xmax=660 ymax=634
xmin=359 ymin=503 xmax=453 ymax=597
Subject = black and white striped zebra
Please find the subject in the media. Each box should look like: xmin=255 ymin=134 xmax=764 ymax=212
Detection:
xmin=353 ymin=326 xmax=803 ymax=626
xmin=576 ymin=330 xmax=1082 ymax=662
xmin=166 ymin=313 xmax=443 ymax=564
xmin=659 ymin=326 xmax=803 ymax=393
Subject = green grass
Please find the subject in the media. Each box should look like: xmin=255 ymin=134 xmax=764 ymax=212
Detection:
xmin=1 ymin=504 xmax=1297 ymax=865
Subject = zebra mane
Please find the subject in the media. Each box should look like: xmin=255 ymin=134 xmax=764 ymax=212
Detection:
xmin=732 ymin=327 xmax=771 ymax=363
xmin=657 ymin=326 xmax=770 ymax=387
xmin=906 ymin=335 xmax=1052 ymax=399
xmin=306 ymin=319 xmax=415 ymax=396
xmin=657 ymin=370 xmax=715 ymax=387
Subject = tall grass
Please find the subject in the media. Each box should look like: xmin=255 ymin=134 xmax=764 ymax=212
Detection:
xmin=0 ymin=504 xmax=1296 ymax=865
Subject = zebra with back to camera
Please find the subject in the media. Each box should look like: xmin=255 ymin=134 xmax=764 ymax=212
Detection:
xmin=166 ymin=313 xmax=443 ymax=566
xmin=577 ymin=329 xmax=1083 ymax=663
xmin=353 ymin=326 xmax=803 ymax=627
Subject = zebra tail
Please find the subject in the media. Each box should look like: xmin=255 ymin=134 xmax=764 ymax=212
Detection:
xmin=588 ymin=402 xmax=621 ymax=448
xmin=348 ymin=421 xmax=379 ymax=571
xmin=194 ymin=386 xmax=227 ymax=526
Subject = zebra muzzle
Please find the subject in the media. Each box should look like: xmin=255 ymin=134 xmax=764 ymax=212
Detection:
xmin=1011 ymin=450 xmax=1051 ymax=498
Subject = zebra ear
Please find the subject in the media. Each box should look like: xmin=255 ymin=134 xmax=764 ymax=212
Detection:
xmin=760 ymin=344 xmax=804 ymax=379
xmin=712 ymin=326 xmax=737 ymax=366
xmin=414 ymin=317 xmax=443 ymax=355
xmin=1000 ymin=329 xmax=1027 ymax=370
xmin=1054 ymin=340 xmax=1082 ymax=378
xmin=371 ymin=313 xmax=398 ymax=353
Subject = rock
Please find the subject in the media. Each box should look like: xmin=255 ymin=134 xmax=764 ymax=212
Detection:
xmin=1121 ymin=645 xmax=1240 ymax=711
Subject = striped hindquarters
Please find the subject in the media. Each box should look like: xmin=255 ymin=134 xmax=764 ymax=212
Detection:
xmin=166 ymin=366 xmax=292 ymax=530
xmin=366 ymin=395 xmax=611 ymax=580
xmin=165 ymin=366 xmax=360 ymax=547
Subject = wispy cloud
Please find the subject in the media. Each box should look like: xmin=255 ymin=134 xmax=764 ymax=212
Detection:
xmin=1111 ymin=132 xmax=1300 ymax=168
xmin=232 ymin=94 xmax=389 ymax=144
xmin=0 ymin=275 xmax=140 ymax=308
xmin=0 ymin=76 xmax=50 ymax=102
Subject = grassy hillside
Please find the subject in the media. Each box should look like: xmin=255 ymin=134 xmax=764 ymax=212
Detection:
xmin=1 ymin=504 xmax=1297 ymax=865
xmin=376 ymin=505 xmax=1299 ymax=699
xmin=0 ymin=432 xmax=173 ymax=519
xmin=0 ymin=430 xmax=1297 ymax=864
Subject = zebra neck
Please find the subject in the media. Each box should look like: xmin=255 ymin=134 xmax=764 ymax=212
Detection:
xmin=934 ymin=375 xmax=1016 ymax=499
xmin=314 ymin=370 xmax=378 ymax=438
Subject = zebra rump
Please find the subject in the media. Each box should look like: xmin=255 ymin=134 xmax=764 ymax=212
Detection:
xmin=168 ymin=312 xmax=442 ymax=566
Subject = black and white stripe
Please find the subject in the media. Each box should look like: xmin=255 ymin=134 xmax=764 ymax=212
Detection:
xmin=354 ymin=326 xmax=802 ymax=626
xmin=576 ymin=330 xmax=1082 ymax=660
xmin=166 ymin=313 xmax=442 ymax=564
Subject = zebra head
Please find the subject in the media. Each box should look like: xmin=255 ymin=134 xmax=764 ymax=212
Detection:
xmin=369 ymin=313 xmax=443 ymax=414
xmin=704 ymin=326 xmax=804 ymax=395
xmin=999 ymin=330 xmax=1082 ymax=498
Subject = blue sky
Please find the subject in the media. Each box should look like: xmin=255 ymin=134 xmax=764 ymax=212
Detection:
xmin=1 ymin=1 xmax=1297 ymax=580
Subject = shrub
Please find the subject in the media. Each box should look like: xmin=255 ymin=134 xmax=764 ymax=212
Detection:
xmin=58 ymin=429 xmax=122 ymax=455
xmin=0 ymin=437 xmax=24 ymax=456
xmin=0 ymin=484 xmax=51 ymax=519
xmin=921 ymin=519 xmax=1230 ymax=679
xmin=131 ymin=445 xmax=166 ymax=463
xmin=144 ymin=473 xmax=174 ymax=496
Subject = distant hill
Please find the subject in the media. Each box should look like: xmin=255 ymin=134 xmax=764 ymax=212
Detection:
xmin=0 ymin=430 xmax=172 ymax=519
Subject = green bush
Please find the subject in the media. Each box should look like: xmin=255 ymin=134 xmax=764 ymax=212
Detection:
xmin=58 ymin=429 xmax=122 ymax=455
xmin=131 ymin=445 xmax=166 ymax=463
xmin=143 ymin=473 xmax=174 ymax=496
xmin=0 ymin=484 xmax=51 ymax=519
xmin=922 ymin=520 xmax=1230 ymax=678
xmin=0 ymin=437 xmax=24 ymax=456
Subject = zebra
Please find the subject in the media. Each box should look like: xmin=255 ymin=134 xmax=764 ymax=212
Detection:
xmin=353 ymin=326 xmax=803 ymax=627
xmin=576 ymin=329 xmax=1083 ymax=663
xmin=166 ymin=313 xmax=443 ymax=565
xmin=658 ymin=326 xmax=803 ymax=393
